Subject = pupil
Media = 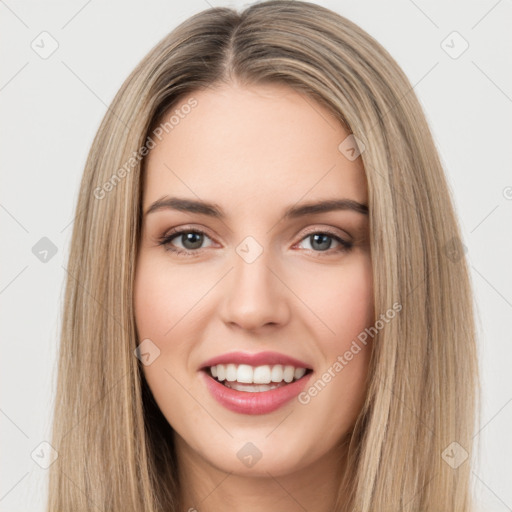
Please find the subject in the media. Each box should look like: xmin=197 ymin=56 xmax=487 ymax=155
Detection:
xmin=183 ymin=232 xmax=203 ymax=249
xmin=311 ymin=234 xmax=331 ymax=251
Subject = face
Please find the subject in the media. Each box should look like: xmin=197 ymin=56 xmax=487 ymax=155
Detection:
xmin=134 ymin=82 xmax=374 ymax=478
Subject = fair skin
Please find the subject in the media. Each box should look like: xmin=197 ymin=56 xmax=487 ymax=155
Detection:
xmin=134 ymin=82 xmax=374 ymax=512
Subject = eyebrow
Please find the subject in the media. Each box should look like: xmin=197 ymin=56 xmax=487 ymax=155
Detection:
xmin=144 ymin=196 xmax=369 ymax=219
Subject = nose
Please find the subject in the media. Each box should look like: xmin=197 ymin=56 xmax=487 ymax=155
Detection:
xmin=219 ymin=247 xmax=291 ymax=332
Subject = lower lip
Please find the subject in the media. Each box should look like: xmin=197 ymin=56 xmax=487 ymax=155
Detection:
xmin=201 ymin=371 xmax=312 ymax=415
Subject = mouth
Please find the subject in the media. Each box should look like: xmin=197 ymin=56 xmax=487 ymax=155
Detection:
xmin=199 ymin=354 xmax=314 ymax=415
xmin=205 ymin=363 xmax=313 ymax=393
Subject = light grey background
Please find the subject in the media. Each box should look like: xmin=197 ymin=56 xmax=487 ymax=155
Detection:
xmin=1 ymin=1 xmax=511 ymax=510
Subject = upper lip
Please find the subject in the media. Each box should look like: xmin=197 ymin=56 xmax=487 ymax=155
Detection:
xmin=200 ymin=351 xmax=312 ymax=370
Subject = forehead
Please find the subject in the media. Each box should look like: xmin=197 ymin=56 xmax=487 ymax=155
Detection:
xmin=143 ymin=83 xmax=367 ymax=209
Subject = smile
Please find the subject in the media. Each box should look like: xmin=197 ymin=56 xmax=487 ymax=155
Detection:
xmin=209 ymin=363 xmax=308 ymax=391
xmin=200 ymin=352 xmax=313 ymax=414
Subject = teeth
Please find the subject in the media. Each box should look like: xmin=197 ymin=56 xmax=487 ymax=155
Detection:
xmin=271 ymin=364 xmax=283 ymax=383
xmin=253 ymin=365 xmax=272 ymax=384
xmin=217 ymin=364 xmax=226 ymax=381
xmin=209 ymin=363 xmax=308 ymax=384
xmin=226 ymin=363 xmax=237 ymax=382
xmin=283 ymin=365 xmax=295 ymax=383
xmin=294 ymin=367 xmax=306 ymax=380
xmin=237 ymin=364 xmax=253 ymax=383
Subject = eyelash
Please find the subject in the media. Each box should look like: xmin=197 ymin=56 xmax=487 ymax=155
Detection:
xmin=157 ymin=227 xmax=353 ymax=257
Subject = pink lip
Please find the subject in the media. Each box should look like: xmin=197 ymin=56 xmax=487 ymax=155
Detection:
xmin=200 ymin=351 xmax=312 ymax=370
xmin=201 ymin=370 xmax=312 ymax=415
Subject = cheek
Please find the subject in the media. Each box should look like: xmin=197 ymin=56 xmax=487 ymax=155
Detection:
xmin=291 ymin=258 xmax=374 ymax=444
xmin=132 ymin=256 xmax=194 ymax=401
xmin=334 ymin=259 xmax=374 ymax=335
xmin=295 ymin=254 xmax=374 ymax=344
xmin=133 ymin=254 xmax=204 ymax=341
xmin=133 ymin=257 xmax=197 ymax=424
xmin=295 ymin=254 xmax=374 ymax=406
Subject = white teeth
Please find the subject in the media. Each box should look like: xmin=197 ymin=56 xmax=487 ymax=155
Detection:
xmin=208 ymin=363 xmax=308 ymax=385
xmin=226 ymin=364 xmax=237 ymax=382
xmin=237 ymin=364 xmax=253 ymax=383
xmin=294 ymin=367 xmax=306 ymax=380
xmin=216 ymin=364 xmax=226 ymax=381
xmin=253 ymin=365 xmax=272 ymax=384
xmin=283 ymin=365 xmax=295 ymax=383
xmin=271 ymin=364 xmax=283 ymax=382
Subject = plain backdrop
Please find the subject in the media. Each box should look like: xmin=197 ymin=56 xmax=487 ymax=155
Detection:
xmin=1 ymin=0 xmax=511 ymax=510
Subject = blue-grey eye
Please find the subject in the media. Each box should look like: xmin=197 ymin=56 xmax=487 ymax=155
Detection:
xmin=309 ymin=233 xmax=333 ymax=251
xmin=175 ymin=231 xmax=207 ymax=250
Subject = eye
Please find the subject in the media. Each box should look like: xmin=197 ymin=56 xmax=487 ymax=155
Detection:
xmin=157 ymin=228 xmax=214 ymax=255
xmin=294 ymin=230 xmax=353 ymax=255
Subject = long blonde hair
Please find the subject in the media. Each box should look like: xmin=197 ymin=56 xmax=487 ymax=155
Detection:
xmin=48 ymin=1 xmax=479 ymax=510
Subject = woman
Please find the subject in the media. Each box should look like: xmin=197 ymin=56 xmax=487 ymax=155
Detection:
xmin=48 ymin=1 xmax=479 ymax=510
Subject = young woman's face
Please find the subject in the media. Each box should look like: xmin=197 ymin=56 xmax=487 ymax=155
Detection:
xmin=134 ymin=82 xmax=374 ymax=478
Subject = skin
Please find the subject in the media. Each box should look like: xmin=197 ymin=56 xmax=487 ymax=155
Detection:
xmin=134 ymin=82 xmax=374 ymax=512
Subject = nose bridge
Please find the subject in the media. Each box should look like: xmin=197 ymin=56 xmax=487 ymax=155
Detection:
xmin=220 ymin=235 xmax=289 ymax=329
